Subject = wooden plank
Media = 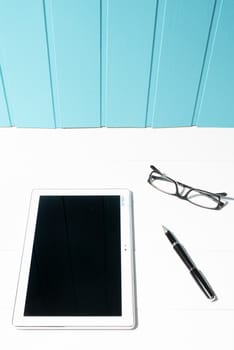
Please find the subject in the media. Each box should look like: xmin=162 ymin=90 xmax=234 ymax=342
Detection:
xmin=45 ymin=0 xmax=101 ymax=127
xmin=195 ymin=0 xmax=234 ymax=127
xmin=103 ymin=0 xmax=157 ymax=127
xmin=0 ymin=0 xmax=55 ymax=128
xmin=147 ymin=0 xmax=215 ymax=127
xmin=0 ymin=65 xmax=11 ymax=126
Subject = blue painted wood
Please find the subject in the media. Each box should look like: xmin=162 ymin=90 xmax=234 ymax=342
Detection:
xmin=0 ymin=0 xmax=233 ymax=129
xmin=45 ymin=0 xmax=101 ymax=128
xmin=0 ymin=65 xmax=11 ymax=126
xmin=0 ymin=1 xmax=55 ymax=128
xmin=103 ymin=0 xmax=157 ymax=127
xmin=195 ymin=0 xmax=234 ymax=127
xmin=147 ymin=0 xmax=215 ymax=128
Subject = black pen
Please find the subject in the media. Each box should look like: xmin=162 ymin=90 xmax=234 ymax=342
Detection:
xmin=162 ymin=226 xmax=217 ymax=302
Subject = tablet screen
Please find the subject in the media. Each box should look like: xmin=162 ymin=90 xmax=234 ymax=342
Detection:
xmin=24 ymin=195 xmax=122 ymax=317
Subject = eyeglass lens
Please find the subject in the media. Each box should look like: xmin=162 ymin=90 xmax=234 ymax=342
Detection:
xmin=150 ymin=173 xmax=221 ymax=209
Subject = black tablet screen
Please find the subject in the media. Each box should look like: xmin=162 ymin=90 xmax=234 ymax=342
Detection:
xmin=24 ymin=195 xmax=122 ymax=316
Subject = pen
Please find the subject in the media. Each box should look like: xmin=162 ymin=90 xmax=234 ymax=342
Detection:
xmin=162 ymin=226 xmax=217 ymax=302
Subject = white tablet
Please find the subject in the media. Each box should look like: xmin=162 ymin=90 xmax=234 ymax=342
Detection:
xmin=13 ymin=189 xmax=136 ymax=329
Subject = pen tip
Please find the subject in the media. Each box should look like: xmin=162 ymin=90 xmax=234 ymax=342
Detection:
xmin=162 ymin=225 xmax=169 ymax=233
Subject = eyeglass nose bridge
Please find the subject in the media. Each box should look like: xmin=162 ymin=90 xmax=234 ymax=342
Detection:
xmin=174 ymin=182 xmax=193 ymax=199
xmin=175 ymin=183 xmax=224 ymax=208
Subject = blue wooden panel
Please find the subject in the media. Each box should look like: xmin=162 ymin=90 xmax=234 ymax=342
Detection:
xmin=0 ymin=0 xmax=232 ymax=129
xmin=0 ymin=65 xmax=11 ymax=126
xmin=0 ymin=1 xmax=55 ymax=128
xmin=103 ymin=0 xmax=157 ymax=127
xmin=147 ymin=0 xmax=215 ymax=128
xmin=195 ymin=0 xmax=234 ymax=127
xmin=45 ymin=0 xmax=100 ymax=128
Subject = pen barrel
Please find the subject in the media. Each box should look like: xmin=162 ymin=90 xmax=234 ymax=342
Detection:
xmin=173 ymin=243 xmax=194 ymax=270
xmin=190 ymin=268 xmax=217 ymax=301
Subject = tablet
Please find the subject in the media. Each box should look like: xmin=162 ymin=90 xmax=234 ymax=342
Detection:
xmin=13 ymin=189 xmax=135 ymax=329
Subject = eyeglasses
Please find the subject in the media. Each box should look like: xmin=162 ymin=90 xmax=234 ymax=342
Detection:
xmin=148 ymin=165 xmax=228 ymax=210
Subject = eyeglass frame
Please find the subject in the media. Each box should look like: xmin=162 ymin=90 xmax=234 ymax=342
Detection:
xmin=147 ymin=165 xmax=228 ymax=210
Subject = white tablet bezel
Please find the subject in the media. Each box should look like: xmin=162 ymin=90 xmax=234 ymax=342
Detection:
xmin=13 ymin=188 xmax=135 ymax=329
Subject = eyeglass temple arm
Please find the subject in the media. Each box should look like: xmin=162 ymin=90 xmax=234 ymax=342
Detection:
xmin=215 ymin=192 xmax=227 ymax=197
xmin=150 ymin=165 xmax=164 ymax=175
